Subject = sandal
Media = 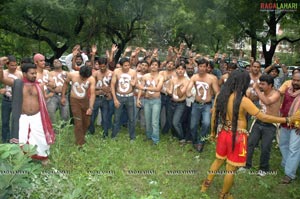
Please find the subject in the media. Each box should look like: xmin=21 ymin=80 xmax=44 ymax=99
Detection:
xmin=219 ymin=192 xmax=234 ymax=199
xmin=200 ymin=179 xmax=212 ymax=192
xmin=281 ymin=175 xmax=292 ymax=184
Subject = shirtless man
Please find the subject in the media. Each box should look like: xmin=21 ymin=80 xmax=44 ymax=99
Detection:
xmin=47 ymin=59 xmax=69 ymax=124
xmin=0 ymin=56 xmax=22 ymax=143
xmin=33 ymin=53 xmax=50 ymax=91
xmin=218 ymin=63 xmax=237 ymax=87
xmin=159 ymin=60 xmax=176 ymax=135
xmin=61 ymin=65 xmax=95 ymax=146
xmin=134 ymin=60 xmax=149 ymax=129
xmin=245 ymin=74 xmax=281 ymax=176
xmin=0 ymin=63 xmax=55 ymax=164
xmin=247 ymin=61 xmax=262 ymax=103
xmin=88 ymin=57 xmax=114 ymax=138
xmin=167 ymin=62 xmax=189 ymax=144
xmin=111 ymin=57 xmax=137 ymax=141
xmin=186 ymin=58 xmax=219 ymax=152
xmin=137 ymin=59 xmax=164 ymax=144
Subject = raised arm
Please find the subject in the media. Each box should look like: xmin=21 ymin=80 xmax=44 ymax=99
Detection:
xmin=253 ymin=83 xmax=280 ymax=105
xmin=90 ymin=44 xmax=97 ymax=68
xmin=0 ymin=66 xmax=14 ymax=86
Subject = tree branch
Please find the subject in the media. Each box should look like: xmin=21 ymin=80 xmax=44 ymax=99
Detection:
xmin=276 ymin=11 xmax=286 ymax=24
xmin=277 ymin=37 xmax=300 ymax=44
xmin=22 ymin=14 xmax=71 ymax=38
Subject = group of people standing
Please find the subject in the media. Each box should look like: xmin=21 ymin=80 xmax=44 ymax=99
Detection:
xmin=0 ymin=43 xmax=300 ymax=199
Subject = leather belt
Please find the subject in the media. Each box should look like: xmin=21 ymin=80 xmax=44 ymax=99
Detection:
xmin=194 ymin=101 xmax=212 ymax=105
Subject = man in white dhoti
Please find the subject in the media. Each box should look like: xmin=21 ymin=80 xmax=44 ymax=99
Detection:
xmin=0 ymin=61 xmax=55 ymax=165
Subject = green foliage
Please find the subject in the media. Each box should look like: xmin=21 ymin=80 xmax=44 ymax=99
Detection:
xmin=0 ymin=143 xmax=42 ymax=198
xmin=1 ymin=124 xmax=300 ymax=198
xmin=0 ymin=0 xmax=300 ymax=64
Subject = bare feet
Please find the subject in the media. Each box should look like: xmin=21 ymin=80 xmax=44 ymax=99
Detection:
xmin=41 ymin=159 xmax=50 ymax=166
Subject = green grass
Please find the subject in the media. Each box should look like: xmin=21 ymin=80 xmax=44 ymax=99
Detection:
xmin=33 ymin=123 xmax=300 ymax=199
xmin=2 ymin=120 xmax=300 ymax=198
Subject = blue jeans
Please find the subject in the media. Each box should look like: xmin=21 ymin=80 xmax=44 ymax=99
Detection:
xmin=170 ymin=101 xmax=186 ymax=140
xmin=1 ymin=97 xmax=12 ymax=143
xmin=112 ymin=95 xmax=135 ymax=140
xmin=134 ymin=96 xmax=145 ymax=129
xmin=160 ymin=94 xmax=172 ymax=134
xmin=89 ymin=96 xmax=114 ymax=137
xmin=190 ymin=102 xmax=212 ymax=144
xmin=144 ymin=98 xmax=161 ymax=144
xmin=279 ymin=127 xmax=300 ymax=179
xmin=246 ymin=120 xmax=276 ymax=171
xmin=47 ymin=94 xmax=70 ymax=124
xmin=182 ymin=105 xmax=193 ymax=141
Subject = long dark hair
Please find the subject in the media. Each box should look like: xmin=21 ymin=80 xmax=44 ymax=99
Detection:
xmin=214 ymin=69 xmax=250 ymax=150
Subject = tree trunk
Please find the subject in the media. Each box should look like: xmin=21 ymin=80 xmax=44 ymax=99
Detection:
xmin=262 ymin=43 xmax=276 ymax=67
xmin=251 ymin=38 xmax=257 ymax=60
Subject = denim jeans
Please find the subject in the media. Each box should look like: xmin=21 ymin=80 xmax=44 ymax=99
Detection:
xmin=160 ymin=94 xmax=172 ymax=134
xmin=190 ymin=102 xmax=212 ymax=144
xmin=182 ymin=105 xmax=193 ymax=141
xmin=89 ymin=96 xmax=114 ymax=137
xmin=144 ymin=98 xmax=161 ymax=144
xmin=47 ymin=94 xmax=70 ymax=124
xmin=134 ymin=96 xmax=145 ymax=129
xmin=246 ymin=120 xmax=276 ymax=171
xmin=279 ymin=127 xmax=300 ymax=179
xmin=1 ymin=97 xmax=12 ymax=143
xmin=112 ymin=95 xmax=135 ymax=140
xmin=170 ymin=101 xmax=186 ymax=140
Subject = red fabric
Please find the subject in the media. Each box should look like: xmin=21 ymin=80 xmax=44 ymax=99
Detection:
xmin=280 ymin=89 xmax=297 ymax=128
xmin=23 ymin=77 xmax=55 ymax=144
xmin=216 ymin=129 xmax=247 ymax=166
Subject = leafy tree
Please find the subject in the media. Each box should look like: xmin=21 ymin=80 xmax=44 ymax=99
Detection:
xmin=223 ymin=0 xmax=300 ymax=66
xmin=0 ymin=0 xmax=88 ymax=62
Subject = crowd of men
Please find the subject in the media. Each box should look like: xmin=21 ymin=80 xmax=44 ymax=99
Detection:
xmin=0 ymin=43 xmax=300 ymax=198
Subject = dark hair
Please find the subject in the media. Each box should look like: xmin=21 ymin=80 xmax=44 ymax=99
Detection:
xmin=141 ymin=60 xmax=149 ymax=66
xmin=7 ymin=55 xmax=16 ymax=63
xmin=97 ymin=57 xmax=107 ymax=65
xmin=269 ymin=67 xmax=279 ymax=74
xmin=292 ymin=68 xmax=300 ymax=75
xmin=214 ymin=69 xmax=250 ymax=150
xmin=76 ymin=53 xmax=83 ymax=61
xmin=196 ymin=58 xmax=208 ymax=66
xmin=208 ymin=60 xmax=214 ymax=69
xmin=143 ymin=55 xmax=151 ymax=61
xmin=259 ymin=74 xmax=274 ymax=87
xmin=79 ymin=65 xmax=92 ymax=78
xmin=175 ymin=61 xmax=186 ymax=69
xmin=227 ymin=63 xmax=237 ymax=70
xmin=21 ymin=63 xmax=36 ymax=73
xmin=20 ymin=57 xmax=33 ymax=65
xmin=119 ymin=57 xmax=130 ymax=66
xmin=253 ymin=61 xmax=261 ymax=66
xmin=178 ymin=57 xmax=188 ymax=64
xmin=150 ymin=58 xmax=160 ymax=67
